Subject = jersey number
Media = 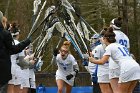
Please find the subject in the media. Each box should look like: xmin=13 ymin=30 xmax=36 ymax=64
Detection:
xmin=119 ymin=39 xmax=127 ymax=47
xmin=118 ymin=47 xmax=130 ymax=56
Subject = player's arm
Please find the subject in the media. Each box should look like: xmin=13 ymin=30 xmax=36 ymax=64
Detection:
xmin=89 ymin=54 xmax=109 ymax=65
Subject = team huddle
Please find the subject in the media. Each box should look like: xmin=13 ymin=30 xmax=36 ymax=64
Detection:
xmin=50 ymin=17 xmax=140 ymax=93
xmin=49 ymin=17 xmax=140 ymax=93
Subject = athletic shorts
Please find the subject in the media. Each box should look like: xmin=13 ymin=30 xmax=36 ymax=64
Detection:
xmin=56 ymin=75 xmax=74 ymax=86
xmin=98 ymin=74 xmax=110 ymax=83
xmin=109 ymin=68 xmax=120 ymax=79
xmin=20 ymin=78 xmax=30 ymax=89
xmin=8 ymin=74 xmax=22 ymax=85
xmin=119 ymin=66 xmax=140 ymax=83
xmin=29 ymin=78 xmax=36 ymax=89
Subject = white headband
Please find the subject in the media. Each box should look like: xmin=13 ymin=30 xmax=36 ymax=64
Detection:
xmin=11 ymin=32 xmax=20 ymax=36
xmin=110 ymin=18 xmax=121 ymax=29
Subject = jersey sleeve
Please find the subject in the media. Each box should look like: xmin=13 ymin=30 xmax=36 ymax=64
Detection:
xmin=104 ymin=45 xmax=111 ymax=56
xmin=70 ymin=55 xmax=77 ymax=65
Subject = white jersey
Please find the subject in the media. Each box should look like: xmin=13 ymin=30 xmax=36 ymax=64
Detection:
xmin=88 ymin=49 xmax=97 ymax=75
xmin=88 ymin=46 xmax=100 ymax=75
xmin=55 ymin=54 xmax=78 ymax=86
xmin=114 ymin=30 xmax=130 ymax=48
xmin=9 ymin=40 xmax=25 ymax=85
xmin=10 ymin=40 xmax=24 ymax=75
xmin=56 ymin=54 xmax=77 ymax=76
xmin=88 ymin=62 xmax=96 ymax=75
xmin=109 ymin=30 xmax=130 ymax=69
xmin=104 ymin=43 xmax=139 ymax=74
xmin=93 ymin=44 xmax=109 ymax=77
xmin=12 ymin=40 xmax=29 ymax=73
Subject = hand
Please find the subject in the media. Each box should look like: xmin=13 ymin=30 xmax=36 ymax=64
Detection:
xmin=29 ymin=59 xmax=36 ymax=65
xmin=90 ymin=52 xmax=93 ymax=57
xmin=66 ymin=74 xmax=73 ymax=80
xmin=24 ymin=55 xmax=30 ymax=62
xmin=53 ymin=48 xmax=59 ymax=56
xmin=89 ymin=56 xmax=95 ymax=63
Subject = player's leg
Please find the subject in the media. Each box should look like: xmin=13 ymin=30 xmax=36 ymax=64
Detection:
xmin=14 ymin=85 xmax=21 ymax=93
xmin=127 ymin=80 xmax=138 ymax=93
xmin=56 ymin=79 xmax=64 ymax=93
xmin=7 ymin=84 xmax=14 ymax=93
xmin=110 ymin=78 xmax=119 ymax=93
xmin=99 ymin=83 xmax=113 ymax=93
xmin=7 ymin=74 xmax=16 ymax=93
xmin=14 ymin=74 xmax=23 ymax=93
xmin=65 ymin=83 xmax=72 ymax=93
xmin=98 ymin=74 xmax=113 ymax=93
xmin=118 ymin=81 xmax=133 ymax=93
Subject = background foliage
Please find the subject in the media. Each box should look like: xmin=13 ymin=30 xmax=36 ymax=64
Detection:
xmin=0 ymin=0 xmax=140 ymax=73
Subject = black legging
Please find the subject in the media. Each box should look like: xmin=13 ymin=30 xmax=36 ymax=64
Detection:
xmin=93 ymin=83 xmax=101 ymax=93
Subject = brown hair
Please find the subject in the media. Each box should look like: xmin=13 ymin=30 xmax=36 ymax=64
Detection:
xmin=10 ymin=22 xmax=20 ymax=33
xmin=104 ymin=27 xmax=116 ymax=43
xmin=114 ymin=16 xmax=122 ymax=27
xmin=100 ymin=27 xmax=107 ymax=36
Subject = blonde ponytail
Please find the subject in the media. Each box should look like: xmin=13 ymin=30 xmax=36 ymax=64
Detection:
xmin=61 ymin=41 xmax=71 ymax=51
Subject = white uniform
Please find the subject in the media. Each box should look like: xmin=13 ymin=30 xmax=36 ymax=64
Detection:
xmin=88 ymin=62 xmax=96 ymax=76
xmin=87 ymin=61 xmax=97 ymax=85
xmin=104 ymin=43 xmax=140 ymax=83
xmin=20 ymin=68 xmax=30 ymax=89
xmin=55 ymin=54 xmax=78 ymax=86
xmin=109 ymin=30 xmax=130 ymax=79
xmin=10 ymin=40 xmax=30 ymax=89
xmin=93 ymin=44 xmax=109 ymax=83
xmin=8 ymin=40 xmax=24 ymax=85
